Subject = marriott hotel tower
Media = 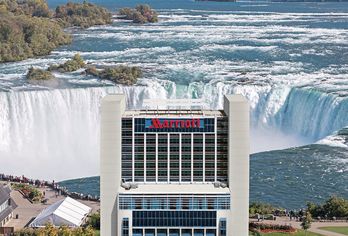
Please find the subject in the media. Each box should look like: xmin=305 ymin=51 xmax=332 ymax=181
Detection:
xmin=100 ymin=95 xmax=250 ymax=236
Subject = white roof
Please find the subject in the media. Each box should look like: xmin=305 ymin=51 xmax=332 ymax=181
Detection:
xmin=119 ymin=184 xmax=231 ymax=194
xmin=29 ymin=197 xmax=91 ymax=228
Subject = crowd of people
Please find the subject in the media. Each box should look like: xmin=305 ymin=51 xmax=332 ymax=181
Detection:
xmin=0 ymin=173 xmax=99 ymax=202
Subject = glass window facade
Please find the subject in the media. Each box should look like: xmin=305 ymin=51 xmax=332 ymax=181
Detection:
xmin=133 ymin=211 xmax=216 ymax=227
xmin=119 ymin=194 xmax=230 ymax=210
xmin=216 ymin=118 xmax=228 ymax=182
xmin=121 ymin=119 xmax=132 ymax=182
xmin=170 ymin=134 xmax=180 ymax=182
xmin=121 ymin=218 xmax=129 ymax=236
xmin=121 ymin=115 xmax=228 ymax=184
xmin=219 ymin=218 xmax=226 ymax=236
xmin=131 ymin=229 xmax=217 ymax=236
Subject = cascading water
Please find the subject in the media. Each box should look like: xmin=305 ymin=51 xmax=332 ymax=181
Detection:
xmin=0 ymin=81 xmax=347 ymax=180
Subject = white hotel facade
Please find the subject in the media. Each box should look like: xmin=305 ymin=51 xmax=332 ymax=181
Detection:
xmin=100 ymin=95 xmax=250 ymax=236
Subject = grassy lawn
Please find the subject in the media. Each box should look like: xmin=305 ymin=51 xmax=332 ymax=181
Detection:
xmin=319 ymin=226 xmax=348 ymax=235
xmin=94 ymin=230 xmax=100 ymax=236
xmin=250 ymin=230 xmax=324 ymax=236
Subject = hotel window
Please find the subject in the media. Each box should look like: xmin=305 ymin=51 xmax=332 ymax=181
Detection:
xmin=169 ymin=229 xmax=179 ymax=236
xmin=146 ymin=134 xmax=156 ymax=182
xmin=181 ymin=134 xmax=191 ymax=182
xmin=206 ymin=229 xmax=216 ymax=236
xmin=193 ymin=134 xmax=204 ymax=182
xmin=194 ymin=229 xmax=204 ymax=236
xmin=158 ymin=229 xmax=167 ymax=236
xmin=119 ymin=195 xmax=230 ymax=210
xmin=134 ymin=133 xmax=145 ymax=182
xmin=133 ymin=229 xmax=143 ymax=236
xmin=121 ymin=119 xmax=133 ymax=182
xmin=219 ymin=218 xmax=227 ymax=236
xmin=122 ymin=118 xmax=132 ymax=128
xmin=205 ymin=133 xmax=215 ymax=182
xmin=158 ymin=134 xmax=168 ymax=182
xmin=170 ymin=134 xmax=180 ymax=182
xmin=132 ymin=211 xmax=217 ymax=227
xmin=145 ymin=229 xmax=155 ymax=236
xmin=121 ymin=218 xmax=129 ymax=236
xmin=182 ymin=229 xmax=192 ymax=236
xmin=217 ymin=118 xmax=228 ymax=183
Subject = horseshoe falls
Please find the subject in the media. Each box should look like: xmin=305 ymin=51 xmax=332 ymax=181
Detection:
xmin=0 ymin=83 xmax=347 ymax=181
xmin=1 ymin=0 xmax=348 ymax=208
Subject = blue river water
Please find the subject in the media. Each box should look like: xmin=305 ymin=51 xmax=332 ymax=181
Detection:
xmin=50 ymin=0 xmax=348 ymax=209
xmin=0 ymin=0 xmax=347 ymax=209
xmin=60 ymin=142 xmax=348 ymax=209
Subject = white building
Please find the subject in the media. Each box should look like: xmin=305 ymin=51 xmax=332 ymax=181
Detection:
xmin=30 ymin=197 xmax=91 ymax=228
xmin=100 ymin=95 xmax=250 ymax=236
xmin=0 ymin=185 xmax=17 ymax=228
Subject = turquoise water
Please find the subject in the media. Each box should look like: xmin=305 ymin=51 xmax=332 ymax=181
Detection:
xmin=53 ymin=0 xmax=348 ymax=209
xmin=59 ymin=141 xmax=348 ymax=209
xmin=0 ymin=0 xmax=347 ymax=206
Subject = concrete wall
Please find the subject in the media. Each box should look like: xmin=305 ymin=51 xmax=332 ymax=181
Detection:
xmin=224 ymin=95 xmax=250 ymax=236
xmin=100 ymin=94 xmax=125 ymax=236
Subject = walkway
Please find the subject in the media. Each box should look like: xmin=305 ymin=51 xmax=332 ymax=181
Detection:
xmin=259 ymin=217 xmax=348 ymax=236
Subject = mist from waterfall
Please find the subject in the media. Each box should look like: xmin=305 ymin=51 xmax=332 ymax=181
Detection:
xmin=0 ymin=82 xmax=347 ymax=180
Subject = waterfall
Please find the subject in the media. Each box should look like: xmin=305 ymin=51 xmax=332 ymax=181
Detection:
xmin=0 ymin=81 xmax=347 ymax=180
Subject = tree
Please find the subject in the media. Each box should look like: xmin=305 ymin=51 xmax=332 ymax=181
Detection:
xmin=54 ymin=2 xmax=112 ymax=28
xmin=323 ymin=196 xmax=348 ymax=218
xmin=301 ymin=211 xmax=312 ymax=236
xmin=118 ymin=4 xmax=158 ymax=23
xmin=307 ymin=196 xmax=348 ymax=219
xmin=249 ymin=202 xmax=277 ymax=215
xmin=88 ymin=212 xmax=100 ymax=229
xmin=48 ymin=53 xmax=85 ymax=72
xmin=26 ymin=67 xmax=54 ymax=80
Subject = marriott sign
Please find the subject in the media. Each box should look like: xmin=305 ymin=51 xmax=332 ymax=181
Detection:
xmin=134 ymin=118 xmax=215 ymax=133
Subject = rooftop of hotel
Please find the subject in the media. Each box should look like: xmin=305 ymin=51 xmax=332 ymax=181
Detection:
xmin=118 ymin=184 xmax=230 ymax=194
xmin=123 ymin=109 xmax=225 ymax=117
xmin=123 ymin=98 xmax=226 ymax=117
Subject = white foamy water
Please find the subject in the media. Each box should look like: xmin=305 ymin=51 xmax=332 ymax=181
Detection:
xmin=0 ymin=82 xmax=347 ymax=180
xmin=1 ymin=8 xmax=348 ymax=180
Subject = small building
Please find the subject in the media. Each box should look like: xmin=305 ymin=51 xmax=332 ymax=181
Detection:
xmin=0 ymin=184 xmax=17 ymax=227
xmin=29 ymin=197 xmax=91 ymax=228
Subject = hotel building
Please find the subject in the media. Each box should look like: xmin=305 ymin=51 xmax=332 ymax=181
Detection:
xmin=100 ymin=95 xmax=249 ymax=236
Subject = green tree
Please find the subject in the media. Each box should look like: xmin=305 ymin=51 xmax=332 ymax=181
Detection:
xmin=48 ymin=53 xmax=86 ymax=72
xmin=118 ymin=4 xmax=158 ymax=23
xmin=54 ymin=2 xmax=112 ymax=28
xmin=27 ymin=67 xmax=54 ymax=80
xmin=44 ymin=223 xmax=59 ymax=236
xmin=0 ymin=14 xmax=71 ymax=62
xmin=301 ymin=211 xmax=312 ymax=236
xmin=59 ymin=225 xmax=72 ymax=236
xmin=249 ymin=202 xmax=277 ymax=215
xmin=307 ymin=196 xmax=348 ymax=219
xmin=88 ymin=212 xmax=100 ymax=229
xmin=323 ymin=196 xmax=348 ymax=218
xmin=85 ymin=65 xmax=142 ymax=85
